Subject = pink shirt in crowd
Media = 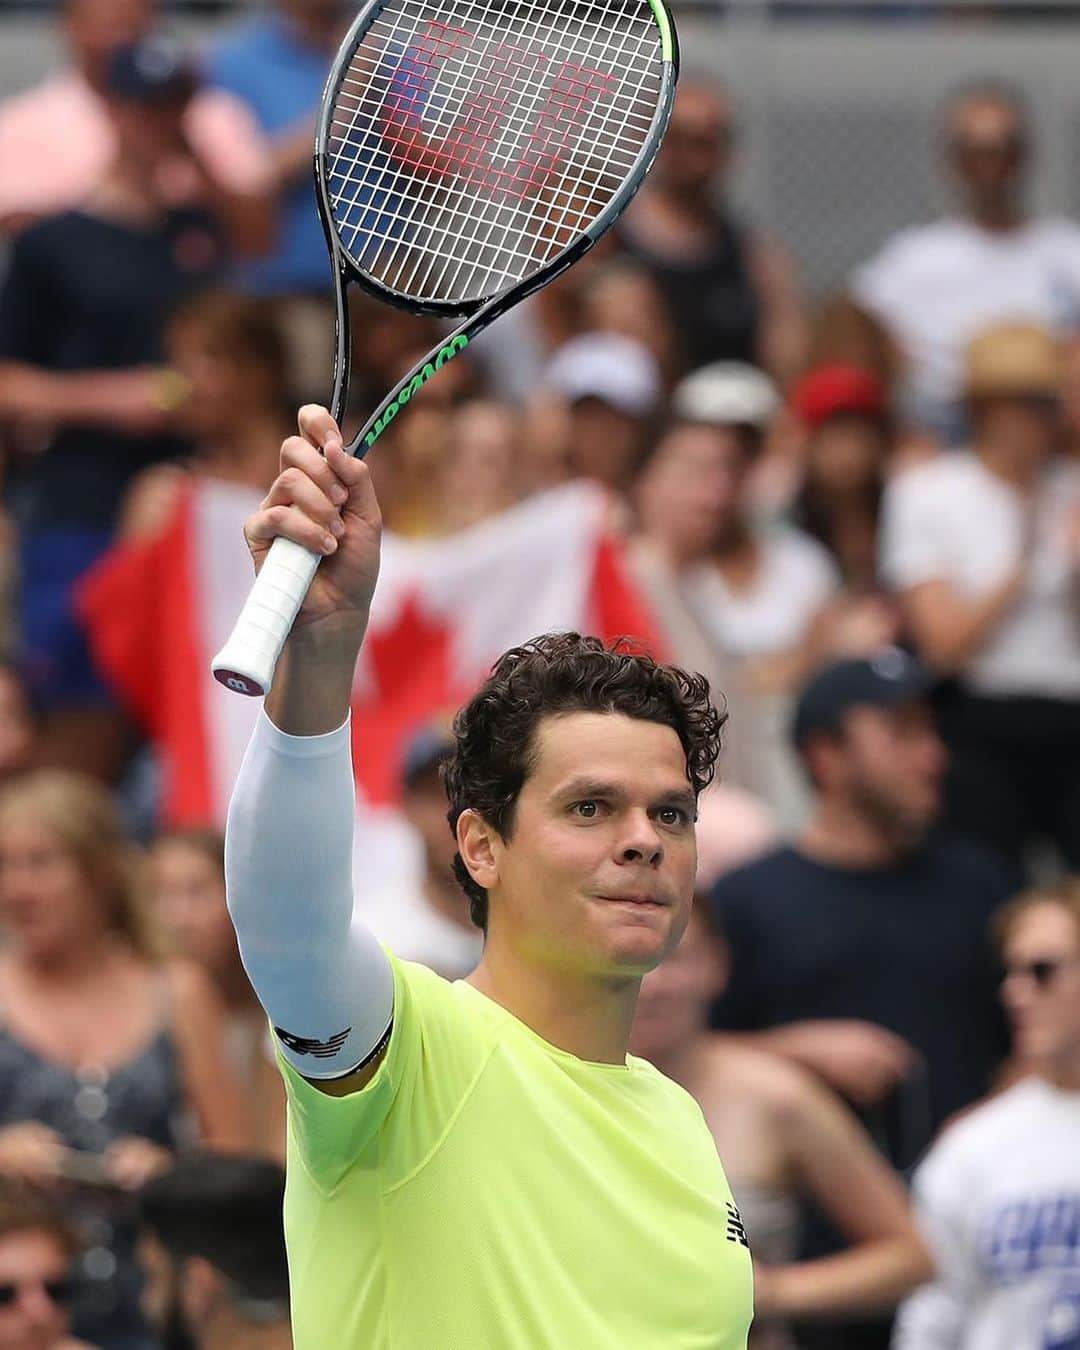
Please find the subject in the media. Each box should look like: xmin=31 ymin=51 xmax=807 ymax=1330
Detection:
xmin=0 ymin=72 xmax=271 ymax=229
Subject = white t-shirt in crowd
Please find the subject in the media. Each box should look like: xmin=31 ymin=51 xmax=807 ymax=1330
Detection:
xmin=682 ymin=526 xmax=839 ymax=659
xmin=893 ymin=1077 xmax=1080 ymax=1350
xmin=851 ymin=217 xmax=1080 ymax=409
xmin=880 ymin=453 xmax=1080 ymax=699
xmin=360 ymin=884 xmax=483 ymax=982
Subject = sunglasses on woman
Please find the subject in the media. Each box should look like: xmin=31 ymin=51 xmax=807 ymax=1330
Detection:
xmin=0 ymin=1277 xmax=72 ymax=1307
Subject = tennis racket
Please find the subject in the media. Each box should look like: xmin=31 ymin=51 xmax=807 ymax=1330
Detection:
xmin=212 ymin=0 xmax=679 ymax=696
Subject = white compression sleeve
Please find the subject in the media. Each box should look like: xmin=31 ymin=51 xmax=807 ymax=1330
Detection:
xmin=225 ymin=710 xmax=394 ymax=1080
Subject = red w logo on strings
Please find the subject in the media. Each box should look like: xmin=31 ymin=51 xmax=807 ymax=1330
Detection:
xmin=382 ymin=24 xmax=615 ymax=199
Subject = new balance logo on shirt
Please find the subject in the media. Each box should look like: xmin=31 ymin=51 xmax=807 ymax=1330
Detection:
xmin=726 ymin=1202 xmax=750 ymax=1249
xmin=274 ymin=1025 xmax=351 ymax=1058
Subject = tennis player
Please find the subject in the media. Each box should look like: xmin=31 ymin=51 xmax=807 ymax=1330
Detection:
xmin=224 ymin=405 xmax=754 ymax=1348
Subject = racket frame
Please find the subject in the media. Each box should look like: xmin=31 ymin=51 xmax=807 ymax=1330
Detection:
xmin=315 ymin=0 xmax=679 ymax=444
xmin=212 ymin=0 xmax=677 ymax=696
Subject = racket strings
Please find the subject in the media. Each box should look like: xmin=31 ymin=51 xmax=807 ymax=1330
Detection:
xmin=324 ymin=0 xmax=663 ymax=305
xmin=332 ymin=0 xmax=655 ymax=297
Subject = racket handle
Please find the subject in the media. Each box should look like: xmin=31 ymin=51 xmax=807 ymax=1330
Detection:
xmin=211 ymin=537 xmax=322 ymax=697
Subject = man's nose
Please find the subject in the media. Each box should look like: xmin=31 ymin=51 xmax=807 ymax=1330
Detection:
xmin=616 ymin=812 xmax=664 ymax=866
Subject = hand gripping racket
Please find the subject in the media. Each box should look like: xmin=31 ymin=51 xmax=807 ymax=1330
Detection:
xmin=212 ymin=0 xmax=678 ymax=696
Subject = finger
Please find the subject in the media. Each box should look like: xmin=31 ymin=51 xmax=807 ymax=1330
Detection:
xmin=280 ymin=435 xmax=350 ymax=507
xmin=263 ymin=467 xmax=344 ymax=534
xmin=246 ymin=503 xmax=339 ymax=557
xmin=326 ymin=441 xmax=382 ymax=526
xmin=297 ymin=404 xmax=343 ymax=454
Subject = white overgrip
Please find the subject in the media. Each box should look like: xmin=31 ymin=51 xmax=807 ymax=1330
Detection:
xmin=211 ymin=536 xmax=322 ymax=697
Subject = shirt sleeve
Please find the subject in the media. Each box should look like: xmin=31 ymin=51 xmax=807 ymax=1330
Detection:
xmin=849 ymin=235 xmax=911 ymax=329
xmin=184 ymin=90 xmax=273 ymax=194
xmin=278 ymin=955 xmax=499 ymax=1193
xmin=891 ymin=1137 xmax=977 ymax=1350
xmin=879 ymin=469 xmax=953 ymax=592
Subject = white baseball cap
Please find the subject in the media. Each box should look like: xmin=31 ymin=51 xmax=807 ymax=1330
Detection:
xmin=543 ymin=333 xmax=661 ymax=418
xmin=673 ymin=361 xmax=780 ymax=430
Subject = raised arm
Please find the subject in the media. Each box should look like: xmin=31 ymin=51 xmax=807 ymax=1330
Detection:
xmin=225 ymin=407 xmax=394 ymax=1096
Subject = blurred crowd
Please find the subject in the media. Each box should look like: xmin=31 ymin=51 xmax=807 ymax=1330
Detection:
xmin=0 ymin=1 xmax=1079 ymax=1348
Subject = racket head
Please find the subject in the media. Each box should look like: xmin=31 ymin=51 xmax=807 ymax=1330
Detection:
xmin=315 ymin=0 xmax=678 ymax=320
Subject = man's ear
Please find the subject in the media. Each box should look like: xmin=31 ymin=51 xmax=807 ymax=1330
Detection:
xmin=456 ymin=808 xmax=500 ymax=892
xmin=180 ymin=1256 xmax=221 ymax=1329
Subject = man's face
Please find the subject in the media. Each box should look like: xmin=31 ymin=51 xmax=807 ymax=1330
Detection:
xmin=831 ymin=702 xmax=945 ymax=843
xmin=0 ymin=1230 xmax=72 ymax=1350
xmin=480 ymin=712 xmax=698 ymax=980
xmin=946 ymin=96 xmax=1027 ymax=215
xmin=655 ymin=84 xmax=733 ymax=200
xmin=1002 ymin=902 xmax=1080 ymax=1067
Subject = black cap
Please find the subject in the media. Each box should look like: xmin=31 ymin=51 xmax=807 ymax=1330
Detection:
xmin=401 ymin=724 xmax=455 ymax=789
xmin=791 ymin=648 xmax=936 ymax=751
xmin=106 ymin=37 xmax=196 ymax=103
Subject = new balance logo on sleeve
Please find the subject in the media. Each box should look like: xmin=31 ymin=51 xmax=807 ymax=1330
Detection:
xmin=274 ymin=1025 xmax=352 ymax=1059
xmin=726 ymin=1202 xmax=750 ymax=1249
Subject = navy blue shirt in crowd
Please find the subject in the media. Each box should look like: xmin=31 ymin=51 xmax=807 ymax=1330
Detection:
xmin=710 ymin=837 xmax=1013 ymax=1167
xmin=0 ymin=208 xmax=221 ymax=532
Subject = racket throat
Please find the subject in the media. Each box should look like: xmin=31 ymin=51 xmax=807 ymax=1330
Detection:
xmin=352 ymin=330 xmax=470 ymax=455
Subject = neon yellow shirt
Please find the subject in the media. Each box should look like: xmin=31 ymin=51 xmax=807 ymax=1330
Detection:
xmin=278 ymin=954 xmax=754 ymax=1349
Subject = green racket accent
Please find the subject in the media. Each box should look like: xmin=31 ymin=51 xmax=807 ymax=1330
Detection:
xmin=647 ymin=0 xmax=676 ymax=63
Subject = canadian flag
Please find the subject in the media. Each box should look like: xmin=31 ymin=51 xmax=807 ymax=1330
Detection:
xmin=78 ymin=476 xmax=662 ymax=831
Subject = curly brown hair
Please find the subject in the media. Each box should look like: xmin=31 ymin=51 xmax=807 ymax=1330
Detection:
xmin=441 ymin=633 xmax=725 ymax=932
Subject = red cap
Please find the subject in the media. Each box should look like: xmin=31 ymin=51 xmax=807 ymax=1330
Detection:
xmin=791 ymin=365 xmax=887 ymax=429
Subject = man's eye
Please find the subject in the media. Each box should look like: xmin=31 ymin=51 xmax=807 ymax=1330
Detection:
xmin=657 ymin=807 xmax=689 ymax=826
xmin=571 ymin=801 xmax=600 ymax=819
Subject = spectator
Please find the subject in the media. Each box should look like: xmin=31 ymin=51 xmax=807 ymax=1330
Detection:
xmin=790 ymin=365 xmax=891 ymax=590
xmin=207 ymin=0 xmax=346 ymax=394
xmin=0 ymin=1 xmax=271 ymax=250
xmin=789 ymin=365 xmax=903 ymax=658
xmin=137 ymin=1154 xmax=289 ymax=1350
xmin=0 ymin=1188 xmax=89 ymax=1350
xmin=360 ymin=728 xmax=483 ymax=981
xmin=628 ymin=362 xmax=836 ymax=814
xmin=631 ymin=900 xmax=932 ymax=1350
xmin=579 ymin=259 xmax=680 ymax=387
xmin=711 ymin=652 xmax=1011 ymax=1154
xmin=75 ymin=292 xmax=295 ymax=828
xmin=118 ymin=289 xmax=293 ymax=542
xmin=0 ymin=39 xmax=229 ymax=780
xmin=0 ymin=772 xmax=244 ymax=1349
xmin=710 ymin=652 xmax=1014 ymax=1348
xmin=850 ymin=80 xmax=1080 ymax=443
xmin=540 ymin=333 xmax=662 ymax=495
xmin=146 ymin=829 xmax=286 ymax=1161
xmin=659 ymin=362 xmax=839 ymax=696
xmin=893 ymin=880 xmax=1080 ymax=1349
xmin=437 ymin=401 xmax=522 ymax=536
xmin=880 ymin=323 xmax=1080 ymax=873
xmin=617 ymin=78 xmax=806 ymax=383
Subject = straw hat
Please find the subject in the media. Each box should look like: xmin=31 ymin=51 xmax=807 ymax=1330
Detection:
xmin=964 ymin=322 xmax=1062 ymax=400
